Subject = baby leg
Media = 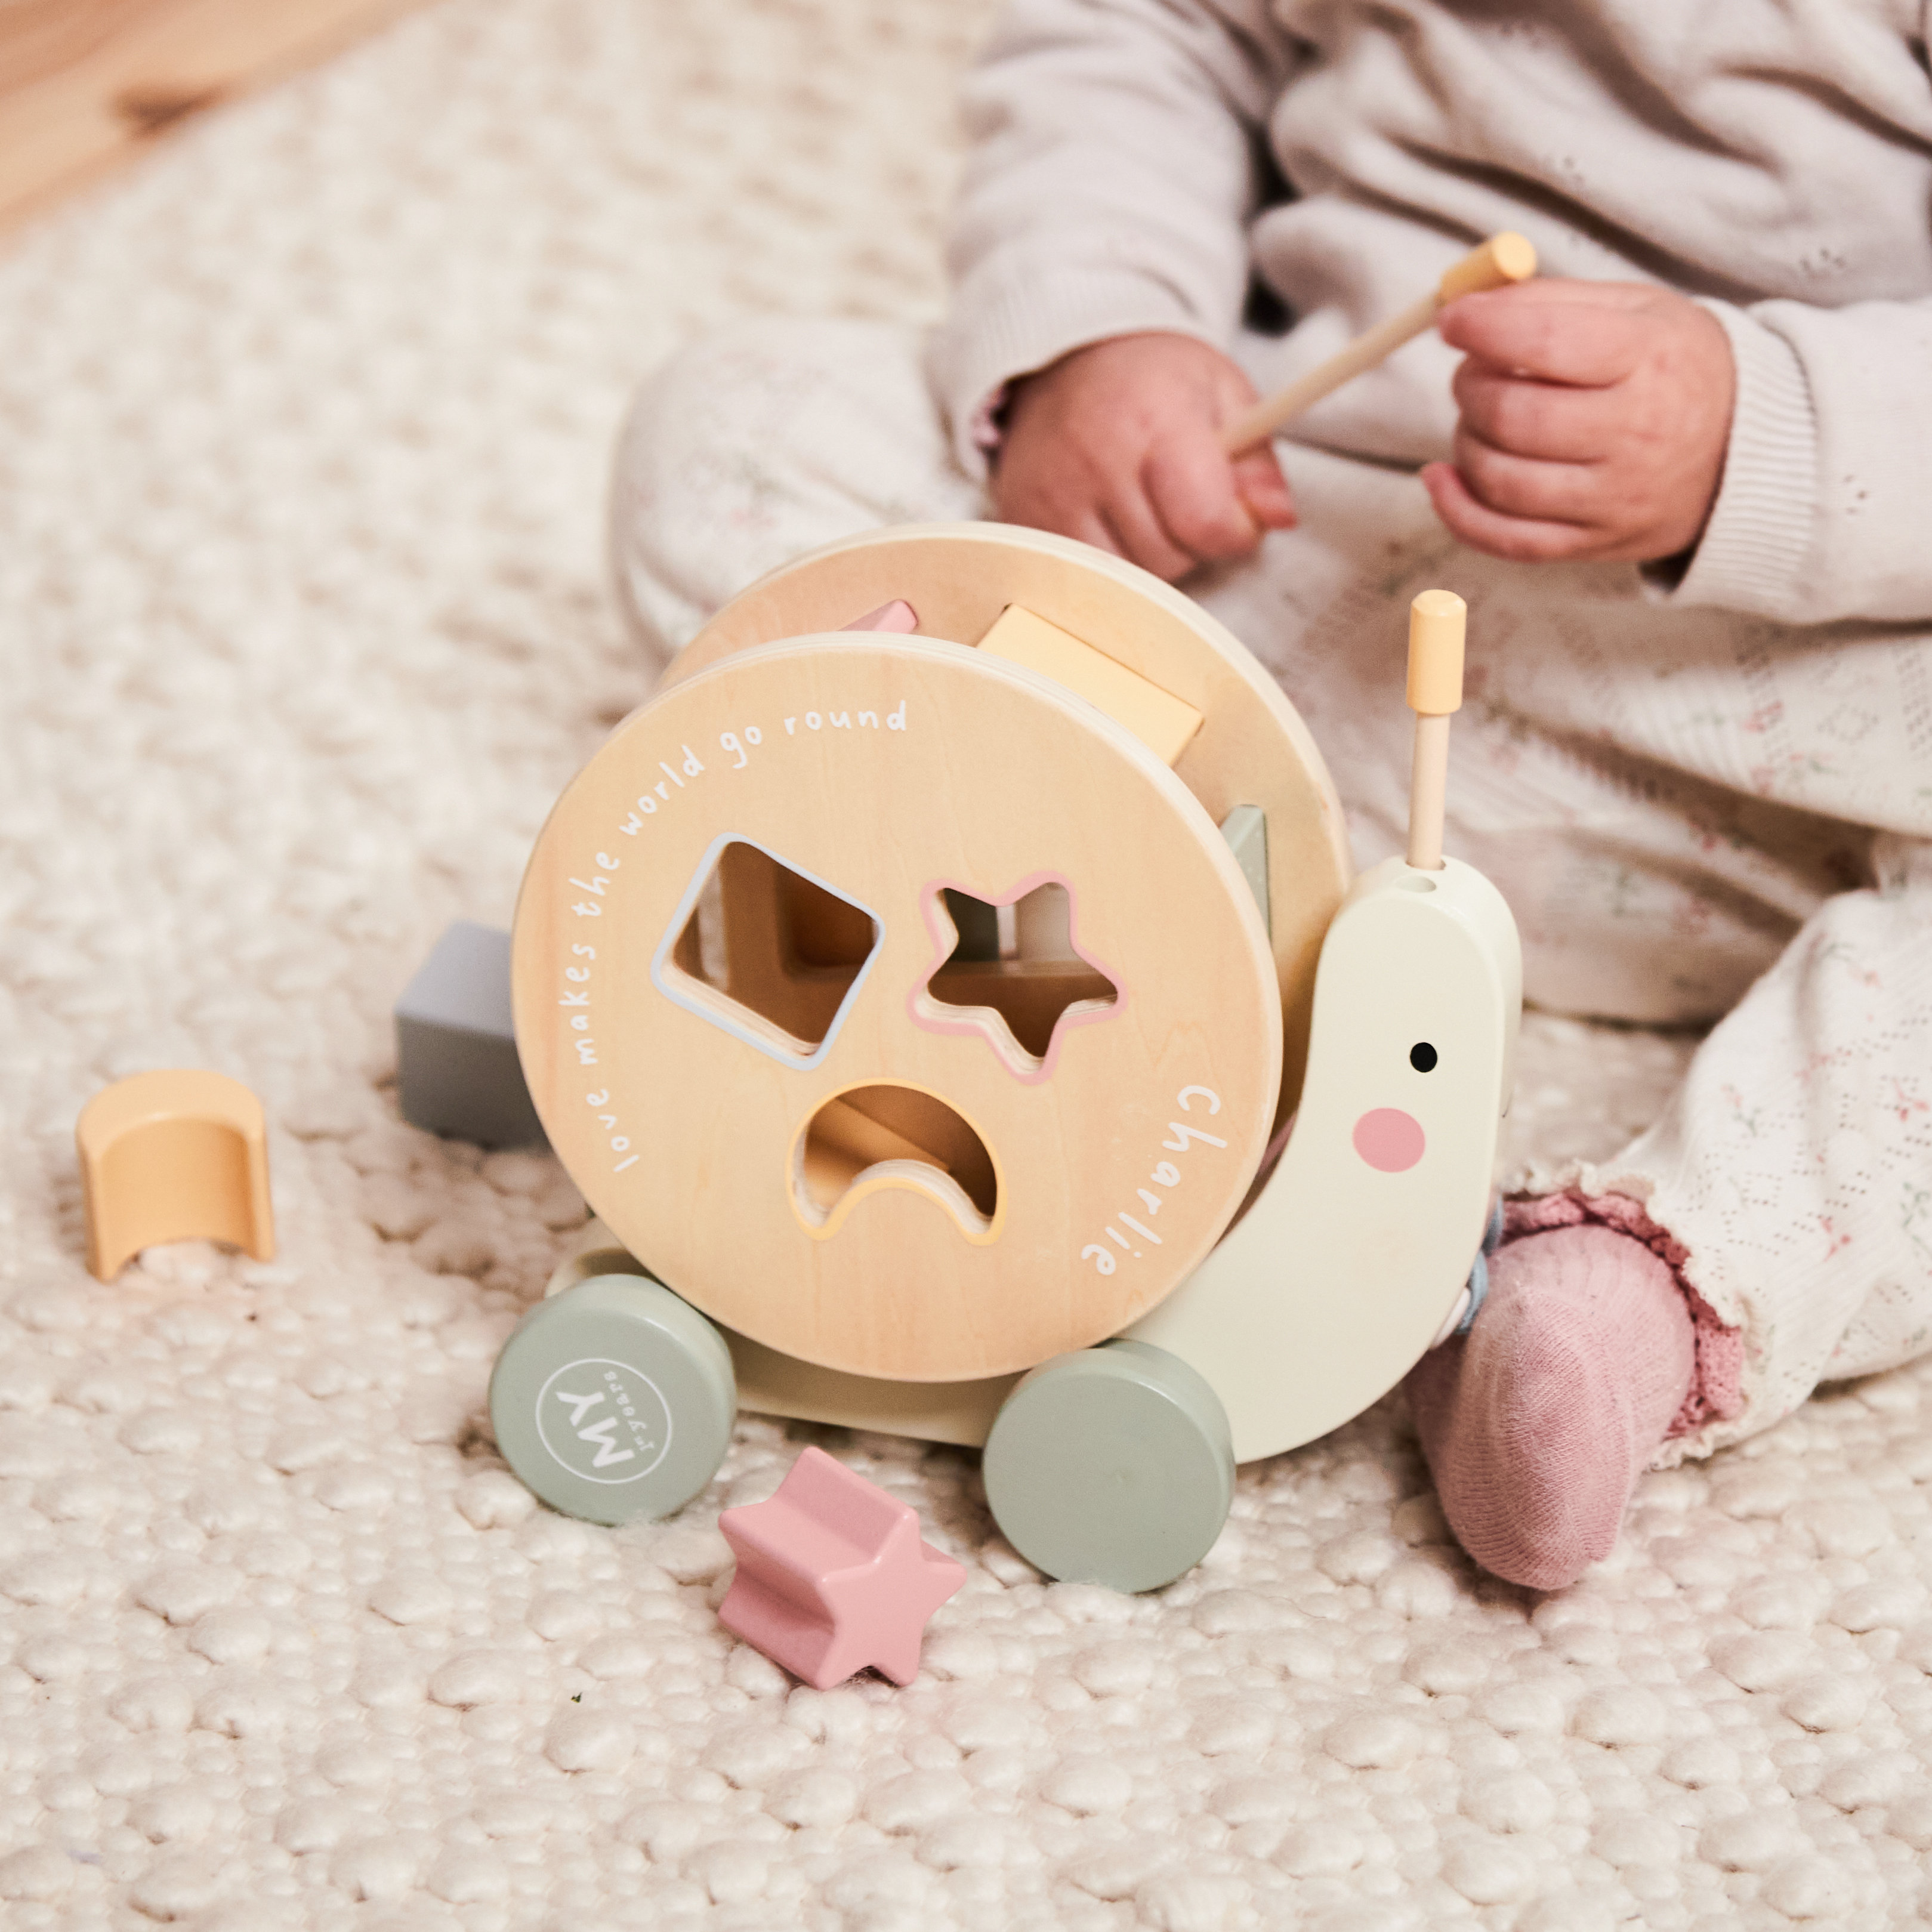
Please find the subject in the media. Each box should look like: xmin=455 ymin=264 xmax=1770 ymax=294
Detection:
xmin=608 ymin=316 xmax=982 ymax=674
xmin=1406 ymin=1223 xmax=1696 ymax=1590
xmin=1579 ymin=833 xmax=1932 ymax=1454
xmin=1406 ymin=834 xmax=1932 ymax=1588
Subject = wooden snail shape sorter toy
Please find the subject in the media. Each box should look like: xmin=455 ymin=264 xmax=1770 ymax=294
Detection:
xmin=487 ymin=523 xmax=1521 ymax=1594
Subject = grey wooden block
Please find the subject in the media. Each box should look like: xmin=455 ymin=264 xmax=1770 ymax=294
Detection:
xmin=395 ymin=921 xmax=547 ymax=1147
xmin=1218 ymin=803 xmax=1270 ymax=934
xmin=941 ymin=887 xmax=1001 ymax=962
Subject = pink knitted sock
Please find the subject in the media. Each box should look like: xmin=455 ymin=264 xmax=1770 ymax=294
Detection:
xmin=1403 ymin=1224 xmax=1697 ymax=1591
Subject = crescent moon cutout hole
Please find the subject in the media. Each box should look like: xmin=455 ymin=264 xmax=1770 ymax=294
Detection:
xmin=793 ymin=1085 xmax=998 ymax=1240
xmin=653 ymin=837 xmax=881 ymax=1065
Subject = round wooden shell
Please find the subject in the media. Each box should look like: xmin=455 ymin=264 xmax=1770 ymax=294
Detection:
xmin=666 ymin=523 xmax=1353 ymax=1118
xmin=515 ymin=636 xmax=1283 ymax=1384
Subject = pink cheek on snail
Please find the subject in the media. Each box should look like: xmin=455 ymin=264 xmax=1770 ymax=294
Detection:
xmin=1353 ymin=1107 xmax=1425 ymax=1174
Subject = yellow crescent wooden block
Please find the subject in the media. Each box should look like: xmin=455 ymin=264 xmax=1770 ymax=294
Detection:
xmin=75 ymin=1069 xmax=274 ymax=1280
xmin=975 ymin=604 xmax=1203 ymax=766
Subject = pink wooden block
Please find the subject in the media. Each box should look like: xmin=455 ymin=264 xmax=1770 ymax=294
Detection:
xmin=841 ymin=600 xmax=919 ymax=634
xmin=717 ymin=1448 xmax=966 ymax=1687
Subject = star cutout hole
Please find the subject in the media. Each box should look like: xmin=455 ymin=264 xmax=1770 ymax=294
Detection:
xmin=916 ymin=878 xmax=1120 ymax=1078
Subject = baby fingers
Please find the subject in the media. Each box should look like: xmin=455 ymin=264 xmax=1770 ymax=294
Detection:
xmin=1096 ymin=484 xmax=1205 ymax=584
xmin=1420 ymin=458 xmax=1606 ymax=564
xmin=1452 ymin=363 xmax=1619 ymax=464
xmin=1143 ymin=433 xmax=1269 ymax=568
xmin=1449 ymin=427 xmax=1605 ymax=529
xmin=1439 ymin=282 xmax=1662 ymax=387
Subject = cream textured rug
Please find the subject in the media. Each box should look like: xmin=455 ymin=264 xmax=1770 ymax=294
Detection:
xmin=4 ymin=4 xmax=1931 ymax=1928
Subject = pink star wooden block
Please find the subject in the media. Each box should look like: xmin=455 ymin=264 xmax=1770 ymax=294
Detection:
xmin=717 ymin=1448 xmax=967 ymax=1688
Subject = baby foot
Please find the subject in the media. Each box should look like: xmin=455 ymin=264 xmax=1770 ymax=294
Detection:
xmin=1403 ymin=1224 xmax=1696 ymax=1590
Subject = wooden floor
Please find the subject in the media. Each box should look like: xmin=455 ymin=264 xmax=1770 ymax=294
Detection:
xmin=0 ymin=0 xmax=429 ymax=236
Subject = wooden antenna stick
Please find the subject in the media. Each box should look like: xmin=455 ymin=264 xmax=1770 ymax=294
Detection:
xmin=1221 ymin=233 xmax=1536 ymax=455
xmin=1405 ymin=588 xmax=1466 ymax=871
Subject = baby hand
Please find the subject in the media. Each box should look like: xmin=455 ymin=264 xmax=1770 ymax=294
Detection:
xmin=1422 ymin=282 xmax=1736 ymax=564
xmin=992 ymin=334 xmax=1296 ymax=582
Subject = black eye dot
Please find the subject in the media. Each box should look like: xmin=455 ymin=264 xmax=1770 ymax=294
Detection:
xmin=1410 ymin=1042 xmax=1438 ymax=1072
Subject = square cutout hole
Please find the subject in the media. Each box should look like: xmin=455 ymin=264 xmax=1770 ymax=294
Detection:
xmin=653 ymin=838 xmax=881 ymax=1066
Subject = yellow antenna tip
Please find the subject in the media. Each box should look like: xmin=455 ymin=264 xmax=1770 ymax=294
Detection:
xmin=1406 ymin=589 xmax=1467 ymax=715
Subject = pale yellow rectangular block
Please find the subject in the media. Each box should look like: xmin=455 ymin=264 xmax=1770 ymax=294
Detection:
xmin=975 ymin=604 xmax=1203 ymax=766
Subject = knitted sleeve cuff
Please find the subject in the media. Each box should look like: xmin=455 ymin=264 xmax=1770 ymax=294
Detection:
xmin=1649 ymin=301 xmax=1818 ymax=618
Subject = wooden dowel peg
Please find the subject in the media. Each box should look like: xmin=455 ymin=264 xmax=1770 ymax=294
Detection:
xmin=1222 ymin=233 xmax=1537 ymax=455
xmin=1405 ymin=588 xmax=1466 ymax=872
xmin=1408 ymin=718 xmax=1450 ymax=872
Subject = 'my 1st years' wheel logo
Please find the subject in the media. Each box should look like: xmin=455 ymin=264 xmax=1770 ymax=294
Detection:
xmin=534 ymin=1358 xmax=674 ymax=1483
